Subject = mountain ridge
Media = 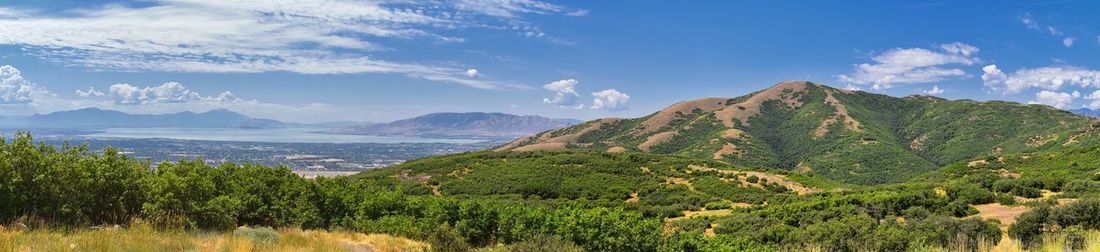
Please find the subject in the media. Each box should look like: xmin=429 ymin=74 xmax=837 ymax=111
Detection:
xmin=331 ymin=112 xmax=582 ymax=140
xmin=497 ymin=81 xmax=1100 ymax=184
xmin=0 ymin=107 xmax=287 ymax=129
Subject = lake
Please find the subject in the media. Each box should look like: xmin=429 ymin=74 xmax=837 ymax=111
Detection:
xmin=81 ymin=127 xmax=487 ymax=144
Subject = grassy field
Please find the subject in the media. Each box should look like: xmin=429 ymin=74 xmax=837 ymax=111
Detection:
xmin=4 ymin=226 xmax=1100 ymax=252
xmin=0 ymin=224 xmax=426 ymax=252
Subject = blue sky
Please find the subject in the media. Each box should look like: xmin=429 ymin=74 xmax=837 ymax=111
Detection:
xmin=1 ymin=1 xmax=1098 ymax=123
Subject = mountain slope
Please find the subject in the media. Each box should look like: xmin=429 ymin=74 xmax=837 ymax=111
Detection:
xmin=331 ymin=112 xmax=581 ymax=140
xmin=1 ymin=108 xmax=286 ymax=129
xmin=498 ymin=81 xmax=1100 ymax=184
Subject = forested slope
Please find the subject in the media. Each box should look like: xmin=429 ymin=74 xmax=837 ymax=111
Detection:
xmin=498 ymin=81 xmax=1100 ymax=184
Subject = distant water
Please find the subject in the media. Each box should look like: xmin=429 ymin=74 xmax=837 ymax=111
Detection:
xmin=81 ymin=127 xmax=486 ymax=144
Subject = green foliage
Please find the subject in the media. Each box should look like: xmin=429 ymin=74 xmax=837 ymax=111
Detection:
xmin=502 ymin=234 xmax=584 ymax=252
xmin=501 ymin=83 xmax=1099 ymax=185
xmin=429 ymin=224 xmax=470 ymax=252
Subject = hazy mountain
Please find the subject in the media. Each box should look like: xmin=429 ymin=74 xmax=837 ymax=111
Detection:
xmin=0 ymin=108 xmax=287 ymax=129
xmin=331 ymin=112 xmax=582 ymax=140
xmin=497 ymin=81 xmax=1100 ymax=184
xmin=1070 ymin=108 xmax=1100 ymax=117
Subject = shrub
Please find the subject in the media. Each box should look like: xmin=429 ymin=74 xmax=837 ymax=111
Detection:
xmin=233 ymin=226 xmax=279 ymax=244
xmin=996 ymin=193 xmax=1017 ymax=205
xmin=704 ymin=201 xmax=732 ymax=210
xmin=506 ymin=234 xmax=583 ymax=252
xmin=429 ymin=224 xmax=470 ymax=252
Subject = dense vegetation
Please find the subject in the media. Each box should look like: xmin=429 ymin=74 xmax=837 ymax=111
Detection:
xmin=498 ymin=82 xmax=1100 ymax=185
xmin=6 ymin=122 xmax=1100 ymax=251
xmin=0 ymin=133 xmax=658 ymax=251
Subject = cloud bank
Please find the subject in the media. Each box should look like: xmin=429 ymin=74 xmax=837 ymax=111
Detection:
xmin=0 ymin=0 xmax=585 ymax=89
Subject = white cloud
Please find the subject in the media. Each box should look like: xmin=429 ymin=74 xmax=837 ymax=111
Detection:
xmin=0 ymin=65 xmax=36 ymax=104
xmin=982 ymin=64 xmax=1100 ymax=94
xmin=465 ymin=68 xmax=480 ymax=78
xmin=1029 ymin=90 xmax=1079 ymax=109
xmin=0 ymin=0 xmax=582 ymax=89
xmin=109 ymin=82 xmax=243 ymax=105
xmin=1084 ymin=90 xmax=1100 ymax=109
xmin=542 ymin=79 xmax=581 ymax=108
xmin=1063 ymin=37 xmax=1076 ymax=47
xmin=590 ymin=89 xmax=629 ymax=111
xmin=839 ymin=42 xmax=979 ymax=90
xmin=922 ymin=85 xmax=945 ymax=95
xmin=0 ymin=65 xmax=346 ymax=122
xmin=75 ymin=87 xmax=105 ymax=97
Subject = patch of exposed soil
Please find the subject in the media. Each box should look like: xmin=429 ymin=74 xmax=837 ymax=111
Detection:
xmin=715 ymin=81 xmax=811 ymax=128
xmin=635 ymin=98 xmax=728 ymax=135
xmin=638 ymin=131 xmax=679 ymax=152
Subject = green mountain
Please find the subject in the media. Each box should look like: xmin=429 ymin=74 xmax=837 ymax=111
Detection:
xmin=497 ymin=81 xmax=1100 ymax=184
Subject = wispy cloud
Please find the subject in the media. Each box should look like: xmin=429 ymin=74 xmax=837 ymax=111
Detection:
xmin=0 ymin=0 xmax=583 ymax=89
xmin=839 ymin=42 xmax=979 ymax=90
xmin=1019 ymin=13 xmax=1078 ymax=48
xmin=922 ymin=85 xmax=945 ymax=95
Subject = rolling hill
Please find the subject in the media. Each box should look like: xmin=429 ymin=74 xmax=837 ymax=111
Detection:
xmin=497 ymin=81 xmax=1100 ymax=184
xmin=331 ymin=112 xmax=581 ymax=140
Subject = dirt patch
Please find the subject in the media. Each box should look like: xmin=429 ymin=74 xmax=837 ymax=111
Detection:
xmin=715 ymin=81 xmax=812 ymax=128
xmin=511 ymin=142 xmax=567 ymax=152
xmin=794 ymin=162 xmax=813 ymax=174
xmin=1027 ymin=134 xmax=1058 ymax=147
xmin=399 ymin=170 xmax=431 ymax=182
xmin=910 ymin=135 xmax=928 ymax=150
xmin=665 ymin=177 xmax=695 ymax=191
xmin=687 ymin=165 xmax=819 ymax=195
xmin=499 ymin=118 xmax=622 ymax=151
xmin=721 ymin=128 xmax=746 ymax=139
xmin=607 ymin=146 xmax=627 ymax=153
xmin=974 ymin=203 xmax=1030 ymax=230
xmin=638 ymin=131 xmax=679 ymax=152
xmin=967 ymin=159 xmax=989 ymax=168
xmin=626 ymin=192 xmax=640 ymax=203
xmin=713 ymin=143 xmax=741 ymax=160
xmin=640 ymin=167 xmax=651 ymax=174
xmin=813 ymin=89 xmax=863 ymax=138
xmin=1064 ymin=134 xmax=1082 ymax=146
xmin=635 ymin=98 xmax=728 ymax=135
xmin=997 ymin=169 xmax=1021 ymax=178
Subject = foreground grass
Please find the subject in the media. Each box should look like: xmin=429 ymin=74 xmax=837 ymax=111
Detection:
xmin=0 ymin=224 xmax=426 ymax=252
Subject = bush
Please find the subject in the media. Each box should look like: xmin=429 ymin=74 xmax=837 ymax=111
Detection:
xmin=996 ymin=193 xmax=1017 ymax=205
xmin=746 ymin=176 xmax=759 ymax=183
xmin=233 ymin=226 xmax=279 ymax=244
xmin=506 ymin=234 xmax=584 ymax=252
xmin=704 ymin=201 xmax=731 ymax=210
xmin=949 ymin=184 xmax=994 ymax=204
xmin=1009 ymin=205 xmax=1049 ymax=248
xmin=429 ymin=224 xmax=470 ymax=252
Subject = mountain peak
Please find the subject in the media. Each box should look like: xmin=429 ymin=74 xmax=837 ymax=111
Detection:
xmin=497 ymin=81 xmax=1094 ymax=185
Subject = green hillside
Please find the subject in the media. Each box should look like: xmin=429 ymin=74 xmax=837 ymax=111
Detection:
xmin=497 ymin=81 xmax=1100 ymax=185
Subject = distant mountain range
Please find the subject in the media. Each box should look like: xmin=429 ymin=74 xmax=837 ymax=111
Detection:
xmin=0 ymin=108 xmax=288 ymax=129
xmin=1070 ymin=108 xmax=1100 ymax=117
xmin=331 ymin=112 xmax=582 ymax=140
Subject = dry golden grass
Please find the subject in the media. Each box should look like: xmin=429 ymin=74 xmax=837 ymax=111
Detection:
xmin=0 ymin=224 xmax=427 ymax=252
